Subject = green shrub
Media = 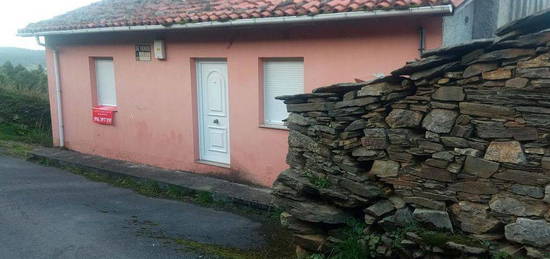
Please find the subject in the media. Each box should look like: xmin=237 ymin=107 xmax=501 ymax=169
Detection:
xmin=0 ymin=123 xmax=51 ymax=146
xmin=0 ymin=87 xmax=50 ymax=131
xmin=0 ymin=62 xmax=51 ymax=146
xmin=327 ymin=219 xmax=371 ymax=259
xmin=0 ymin=62 xmax=48 ymax=94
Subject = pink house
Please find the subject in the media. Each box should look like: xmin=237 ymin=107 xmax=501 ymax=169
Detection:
xmin=19 ymin=0 xmax=458 ymax=187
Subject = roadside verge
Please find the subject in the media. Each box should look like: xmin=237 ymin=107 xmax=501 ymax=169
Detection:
xmin=30 ymin=147 xmax=275 ymax=211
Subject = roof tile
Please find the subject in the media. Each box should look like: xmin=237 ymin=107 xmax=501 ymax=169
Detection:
xmin=20 ymin=0 xmax=452 ymax=33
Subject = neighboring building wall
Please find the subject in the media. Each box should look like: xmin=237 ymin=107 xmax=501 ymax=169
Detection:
xmin=497 ymin=0 xmax=550 ymax=27
xmin=443 ymin=0 xmax=550 ymax=46
xmin=471 ymin=0 xmax=499 ymax=39
xmin=44 ymin=16 xmax=442 ymax=187
xmin=443 ymin=0 xmax=475 ymax=46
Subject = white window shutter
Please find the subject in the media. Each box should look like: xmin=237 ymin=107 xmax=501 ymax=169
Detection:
xmin=263 ymin=60 xmax=304 ymax=125
xmin=95 ymin=59 xmax=117 ymax=106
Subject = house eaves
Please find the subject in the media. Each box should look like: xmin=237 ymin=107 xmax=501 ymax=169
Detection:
xmin=18 ymin=5 xmax=454 ymax=37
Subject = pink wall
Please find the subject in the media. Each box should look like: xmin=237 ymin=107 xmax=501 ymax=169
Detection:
xmin=45 ymin=16 xmax=443 ymax=187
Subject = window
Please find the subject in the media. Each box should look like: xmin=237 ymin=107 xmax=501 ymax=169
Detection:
xmin=135 ymin=43 xmax=152 ymax=61
xmin=94 ymin=58 xmax=117 ymax=106
xmin=263 ymin=59 xmax=304 ymax=126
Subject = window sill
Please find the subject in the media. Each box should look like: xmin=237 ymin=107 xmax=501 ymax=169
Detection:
xmin=196 ymin=160 xmax=230 ymax=168
xmin=260 ymin=124 xmax=289 ymax=131
xmin=93 ymin=105 xmax=118 ymax=112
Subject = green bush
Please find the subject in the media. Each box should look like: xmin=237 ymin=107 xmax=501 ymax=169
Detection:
xmin=0 ymin=88 xmax=50 ymax=130
xmin=0 ymin=62 xmax=51 ymax=146
xmin=0 ymin=62 xmax=48 ymax=94
xmin=0 ymin=123 xmax=51 ymax=146
xmin=324 ymin=219 xmax=372 ymax=259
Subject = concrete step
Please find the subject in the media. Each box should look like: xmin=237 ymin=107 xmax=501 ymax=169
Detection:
xmin=30 ymin=147 xmax=275 ymax=211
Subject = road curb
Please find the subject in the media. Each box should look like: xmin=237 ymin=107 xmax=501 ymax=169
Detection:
xmin=30 ymin=147 xmax=275 ymax=211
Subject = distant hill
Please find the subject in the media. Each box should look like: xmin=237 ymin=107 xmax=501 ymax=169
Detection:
xmin=0 ymin=47 xmax=45 ymax=69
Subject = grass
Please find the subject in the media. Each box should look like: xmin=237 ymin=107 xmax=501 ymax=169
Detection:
xmin=312 ymin=219 xmax=372 ymax=259
xmin=195 ymin=191 xmax=216 ymax=205
xmin=330 ymin=220 xmax=373 ymax=259
xmin=304 ymin=171 xmax=331 ymax=189
xmin=0 ymin=80 xmax=52 ymax=147
xmin=0 ymin=86 xmax=51 ymax=142
xmin=173 ymin=238 xmax=259 ymax=259
xmin=0 ymin=123 xmax=51 ymax=147
xmin=0 ymin=138 xmax=36 ymax=158
xmin=130 ymin=215 xmax=285 ymax=259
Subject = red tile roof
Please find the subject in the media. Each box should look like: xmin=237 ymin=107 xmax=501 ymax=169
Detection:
xmin=20 ymin=0 xmax=453 ymax=34
xmin=449 ymin=0 xmax=465 ymax=7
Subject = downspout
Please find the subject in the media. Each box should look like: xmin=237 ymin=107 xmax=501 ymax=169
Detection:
xmin=36 ymin=36 xmax=64 ymax=147
xmin=418 ymin=27 xmax=426 ymax=56
xmin=52 ymin=50 xmax=65 ymax=147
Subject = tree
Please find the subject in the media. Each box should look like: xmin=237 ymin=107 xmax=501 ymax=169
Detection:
xmin=0 ymin=61 xmax=48 ymax=94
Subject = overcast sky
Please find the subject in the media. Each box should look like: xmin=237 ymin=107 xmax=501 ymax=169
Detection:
xmin=0 ymin=0 xmax=99 ymax=50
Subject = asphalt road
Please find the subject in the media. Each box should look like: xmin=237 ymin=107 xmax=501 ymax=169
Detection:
xmin=0 ymin=155 xmax=265 ymax=259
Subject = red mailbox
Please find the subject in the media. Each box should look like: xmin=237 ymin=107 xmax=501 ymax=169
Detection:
xmin=92 ymin=106 xmax=117 ymax=125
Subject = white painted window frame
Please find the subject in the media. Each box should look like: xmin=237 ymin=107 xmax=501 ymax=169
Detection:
xmin=94 ymin=58 xmax=117 ymax=106
xmin=262 ymin=58 xmax=304 ymax=128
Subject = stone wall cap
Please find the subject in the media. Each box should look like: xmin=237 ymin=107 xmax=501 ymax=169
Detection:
xmin=275 ymin=92 xmax=336 ymax=101
xmin=311 ymin=82 xmax=369 ymax=94
xmin=311 ymin=76 xmax=404 ymax=94
xmin=420 ymin=38 xmax=494 ymax=59
xmin=392 ymin=54 xmax=459 ymax=76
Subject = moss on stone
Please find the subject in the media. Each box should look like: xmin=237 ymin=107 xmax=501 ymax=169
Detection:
xmin=173 ymin=238 xmax=259 ymax=259
xmin=417 ymin=230 xmax=483 ymax=248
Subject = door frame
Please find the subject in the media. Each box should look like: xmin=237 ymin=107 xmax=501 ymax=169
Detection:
xmin=195 ymin=59 xmax=230 ymax=166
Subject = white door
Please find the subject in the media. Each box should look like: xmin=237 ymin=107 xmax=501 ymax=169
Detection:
xmin=197 ymin=60 xmax=230 ymax=165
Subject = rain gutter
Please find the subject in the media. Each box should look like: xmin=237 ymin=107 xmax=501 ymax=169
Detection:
xmin=18 ymin=5 xmax=453 ymax=37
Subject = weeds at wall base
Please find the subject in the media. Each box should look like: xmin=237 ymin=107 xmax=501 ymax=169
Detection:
xmin=132 ymin=216 xmax=282 ymax=259
xmin=304 ymin=219 xmax=529 ymax=259
xmin=0 ymin=139 xmax=35 ymax=159
xmin=33 ymin=157 xmax=234 ymax=210
xmin=0 ymin=123 xmax=52 ymax=146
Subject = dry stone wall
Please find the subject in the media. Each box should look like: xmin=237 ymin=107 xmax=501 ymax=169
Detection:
xmin=273 ymin=9 xmax=550 ymax=258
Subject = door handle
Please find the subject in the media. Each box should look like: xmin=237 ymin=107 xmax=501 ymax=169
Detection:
xmin=213 ymin=119 xmax=219 ymax=124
